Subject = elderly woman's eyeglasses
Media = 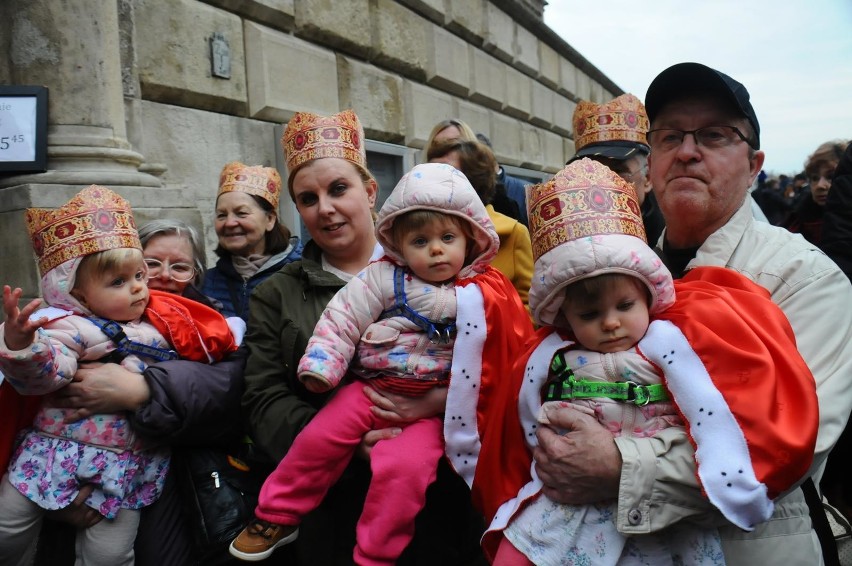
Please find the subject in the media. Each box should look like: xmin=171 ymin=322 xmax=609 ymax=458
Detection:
xmin=144 ymin=258 xmax=196 ymax=282
xmin=647 ymin=126 xmax=756 ymax=152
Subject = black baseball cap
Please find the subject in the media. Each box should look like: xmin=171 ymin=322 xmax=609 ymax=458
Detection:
xmin=570 ymin=141 xmax=650 ymax=163
xmin=645 ymin=62 xmax=760 ymax=149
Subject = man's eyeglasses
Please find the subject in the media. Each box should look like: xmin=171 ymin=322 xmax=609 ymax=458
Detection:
xmin=646 ymin=126 xmax=756 ymax=152
xmin=144 ymin=258 xmax=196 ymax=282
xmin=612 ymin=165 xmax=644 ymax=183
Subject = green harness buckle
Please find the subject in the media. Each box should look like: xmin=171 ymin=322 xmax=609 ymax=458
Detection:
xmin=544 ymin=352 xmax=669 ymax=406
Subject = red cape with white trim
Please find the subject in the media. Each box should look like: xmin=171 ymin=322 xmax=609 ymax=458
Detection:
xmin=447 ymin=266 xmax=818 ymax=557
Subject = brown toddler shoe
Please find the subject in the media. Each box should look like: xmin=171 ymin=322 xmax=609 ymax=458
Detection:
xmin=229 ymin=518 xmax=299 ymax=561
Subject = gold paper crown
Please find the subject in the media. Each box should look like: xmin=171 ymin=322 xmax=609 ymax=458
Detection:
xmin=572 ymin=93 xmax=650 ymax=152
xmin=527 ymin=158 xmax=646 ymax=263
xmin=217 ymin=162 xmax=282 ymax=209
xmin=281 ymin=109 xmax=369 ymax=190
xmin=25 ymin=185 xmax=141 ymax=277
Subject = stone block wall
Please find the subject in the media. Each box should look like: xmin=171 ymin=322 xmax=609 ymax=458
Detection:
xmin=126 ymin=0 xmax=622 ymax=257
xmin=0 ymin=0 xmax=621 ymax=298
xmin=132 ymin=3 xmax=617 ymax=157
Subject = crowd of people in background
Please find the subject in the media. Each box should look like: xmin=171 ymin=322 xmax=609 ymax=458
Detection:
xmin=0 ymin=60 xmax=850 ymax=566
xmin=752 ymin=140 xmax=850 ymax=248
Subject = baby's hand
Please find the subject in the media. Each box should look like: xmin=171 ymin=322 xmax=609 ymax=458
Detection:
xmin=300 ymin=372 xmax=332 ymax=393
xmin=2 ymin=285 xmax=47 ymax=351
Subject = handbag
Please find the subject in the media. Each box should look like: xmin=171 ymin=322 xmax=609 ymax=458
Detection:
xmin=823 ymin=497 xmax=852 ymax=566
xmin=803 ymin=477 xmax=852 ymax=566
xmin=175 ymin=444 xmax=270 ymax=565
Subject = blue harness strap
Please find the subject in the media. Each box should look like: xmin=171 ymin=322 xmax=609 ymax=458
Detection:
xmin=378 ymin=267 xmax=457 ymax=344
xmin=88 ymin=316 xmax=179 ymax=363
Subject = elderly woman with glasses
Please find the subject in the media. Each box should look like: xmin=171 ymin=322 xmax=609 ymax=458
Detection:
xmin=138 ymin=219 xmax=206 ymax=294
xmin=36 ymin=217 xmax=249 ymax=565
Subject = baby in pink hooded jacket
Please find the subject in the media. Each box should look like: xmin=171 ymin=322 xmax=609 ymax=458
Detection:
xmin=230 ymin=163 xmax=533 ymax=564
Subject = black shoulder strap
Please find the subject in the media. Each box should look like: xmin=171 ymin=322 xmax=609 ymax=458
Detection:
xmin=802 ymin=477 xmax=840 ymax=566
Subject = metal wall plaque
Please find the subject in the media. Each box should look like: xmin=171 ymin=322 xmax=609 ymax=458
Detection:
xmin=210 ymin=32 xmax=231 ymax=79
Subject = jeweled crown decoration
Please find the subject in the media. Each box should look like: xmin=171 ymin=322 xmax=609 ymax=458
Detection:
xmin=25 ymin=185 xmax=141 ymax=276
xmin=572 ymin=93 xmax=650 ymax=152
xmin=217 ymin=162 xmax=282 ymax=209
xmin=527 ymin=158 xmax=647 ymax=262
xmin=281 ymin=109 xmax=367 ymax=186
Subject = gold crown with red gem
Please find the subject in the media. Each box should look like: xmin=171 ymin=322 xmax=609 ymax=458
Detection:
xmin=572 ymin=93 xmax=650 ymax=154
xmin=527 ymin=158 xmax=646 ymax=263
xmin=217 ymin=162 xmax=282 ymax=209
xmin=25 ymin=185 xmax=141 ymax=277
xmin=281 ymin=109 xmax=371 ymax=193
xmin=526 ymin=159 xmax=676 ymax=327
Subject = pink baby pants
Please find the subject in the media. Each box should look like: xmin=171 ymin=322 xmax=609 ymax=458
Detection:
xmin=255 ymin=380 xmax=444 ymax=566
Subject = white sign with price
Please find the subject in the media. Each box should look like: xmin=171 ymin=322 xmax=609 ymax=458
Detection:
xmin=0 ymin=96 xmax=38 ymax=162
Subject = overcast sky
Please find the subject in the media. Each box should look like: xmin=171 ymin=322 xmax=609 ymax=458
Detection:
xmin=543 ymin=0 xmax=852 ymax=175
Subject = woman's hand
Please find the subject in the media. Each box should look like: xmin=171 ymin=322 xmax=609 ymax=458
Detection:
xmin=2 ymin=285 xmax=46 ymax=350
xmin=44 ymin=484 xmax=102 ymax=528
xmin=533 ymin=403 xmax=622 ymax=505
xmin=363 ymin=385 xmax=447 ymax=423
xmin=355 ymin=427 xmax=402 ymax=461
xmin=353 ymin=385 xmax=448 ymax=460
xmin=47 ymin=362 xmax=152 ymax=421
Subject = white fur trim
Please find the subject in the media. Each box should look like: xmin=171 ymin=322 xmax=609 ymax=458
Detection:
xmin=637 ymin=319 xmax=773 ymax=530
xmin=445 ymin=284 xmax=487 ymax=486
xmin=486 ymin=331 xmax=571 ymax=534
xmin=489 ymin=467 xmax=543 ymax=534
xmin=517 ymin=332 xmax=569 ymax=451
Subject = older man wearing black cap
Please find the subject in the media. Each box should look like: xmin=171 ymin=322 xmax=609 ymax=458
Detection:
xmin=532 ymin=62 xmax=852 ymax=565
xmin=570 ymin=93 xmax=665 ymax=245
